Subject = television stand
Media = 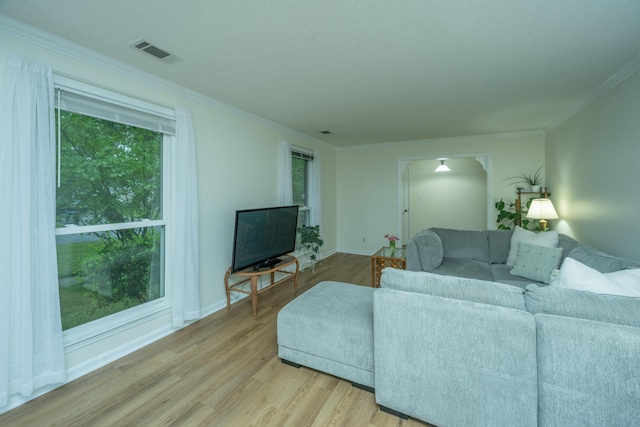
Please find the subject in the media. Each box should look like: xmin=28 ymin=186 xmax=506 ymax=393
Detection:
xmin=224 ymin=255 xmax=299 ymax=317
xmin=254 ymin=257 xmax=282 ymax=270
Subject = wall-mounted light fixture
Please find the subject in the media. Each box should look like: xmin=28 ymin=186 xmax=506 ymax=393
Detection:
xmin=435 ymin=159 xmax=451 ymax=172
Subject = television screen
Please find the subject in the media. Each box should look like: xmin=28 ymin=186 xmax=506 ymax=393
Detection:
xmin=231 ymin=205 xmax=299 ymax=272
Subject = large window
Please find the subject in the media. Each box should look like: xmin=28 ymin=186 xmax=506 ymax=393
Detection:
xmin=54 ymin=79 xmax=174 ymax=333
xmin=291 ymin=150 xmax=314 ymax=227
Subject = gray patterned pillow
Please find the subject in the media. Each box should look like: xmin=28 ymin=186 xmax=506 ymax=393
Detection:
xmin=510 ymin=242 xmax=563 ymax=283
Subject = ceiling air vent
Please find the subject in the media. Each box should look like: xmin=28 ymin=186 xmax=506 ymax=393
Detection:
xmin=130 ymin=39 xmax=181 ymax=63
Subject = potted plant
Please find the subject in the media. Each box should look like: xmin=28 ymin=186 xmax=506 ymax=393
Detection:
xmin=495 ymin=198 xmax=541 ymax=231
xmin=503 ymin=166 xmax=543 ymax=192
xmin=296 ymin=225 xmax=324 ymax=272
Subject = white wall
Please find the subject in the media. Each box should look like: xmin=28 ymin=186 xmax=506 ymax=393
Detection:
xmin=336 ymin=134 xmax=545 ymax=254
xmin=408 ymin=157 xmax=487 ymax=237
xmin=546 ymin=69 xmax=640 ymax=261
xmin=0 ymin=25 xmax=337 ymax=403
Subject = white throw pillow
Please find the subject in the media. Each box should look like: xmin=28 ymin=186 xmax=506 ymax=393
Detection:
xmin=506 ymin=226 xmax=559 ymax=267
xmin=551 ymin=257 xmax=640 ymax=297
xmin=604 ymin=269 xmax=640 ymax=297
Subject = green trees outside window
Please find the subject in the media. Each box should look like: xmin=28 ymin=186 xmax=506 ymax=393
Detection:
xmin=292 ymin=155 xmax=309 ymax=226
xmin=56 ymin=110 xmax=165 ymax=330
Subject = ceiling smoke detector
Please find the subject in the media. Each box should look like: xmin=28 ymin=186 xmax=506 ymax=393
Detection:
xmin=129 ymin=39 xmax=181 ymax=63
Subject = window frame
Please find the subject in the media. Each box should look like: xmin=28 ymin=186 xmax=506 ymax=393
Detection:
xmin=54 ymin=76 xmax=176 ymax=349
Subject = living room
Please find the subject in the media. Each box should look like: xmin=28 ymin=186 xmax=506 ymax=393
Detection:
xmin=1 ymin=1 xmax=640 ymax=424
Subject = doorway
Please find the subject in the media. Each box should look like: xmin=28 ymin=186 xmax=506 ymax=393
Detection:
xmin=399 ymin=155 xmax=491 ymax=242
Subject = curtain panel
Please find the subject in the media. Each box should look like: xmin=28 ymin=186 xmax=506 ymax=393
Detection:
xmin=310 ymin=150 xmax=322 ymax=232
xmin=279 ymin=140 xmax=293 ymax=206
xmin=0 ymin=55 xmax=66 ymax=408
xmin=171 ymin=107 xmax=201 ymax=327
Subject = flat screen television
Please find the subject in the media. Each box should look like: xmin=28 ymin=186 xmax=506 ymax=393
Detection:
xmin=231 ymin=205 xmax=299 ymax=272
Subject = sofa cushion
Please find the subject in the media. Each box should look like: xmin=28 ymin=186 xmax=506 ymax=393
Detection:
xmin=432 ymin=257 xmax=495 ymax=282
xmin=535 ymin=314 xmax=640 ymax=427
xmin=551 ymin=257 xmax=640 ymax=297
xmin=431 ymin=228 xmax=489 ymax=263
xmin=490 ymin=264 xmax=543 ymax=289
xmin=374 ymin=289 xmax=537 ymax=427
xmin=413 ymin=229 xmax=443 ymax=271
xmin=557 ymin=233 xmax=580 ymax=264
xmin=568 ymin=244 xmax=625 ymax=273
xmin=488 ymin=229 xmax=514 ymax=264
xmin=525 ymin=284 xmax=640 ymax=328
xmin=506 ymin=226 xmax=559 ymax=267
xmin=510 ymin=242 xmax=562 ymax=284
xmin=380 ymin=267 xmax=526 ymax=310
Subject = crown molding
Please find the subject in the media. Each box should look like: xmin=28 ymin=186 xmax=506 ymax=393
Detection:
xmin=0 ymin=14 xmax=332 ymax=149
xmin=335 ymin=130 xmax=546 ymax=151
xmin=545 ymin=50 xmax=640 ymax=131
xmin=6 ymin=12 xmax=636 ymax=151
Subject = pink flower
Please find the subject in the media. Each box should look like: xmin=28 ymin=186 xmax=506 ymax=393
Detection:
xmin=384 ymin=234 xmax=399 ymax=242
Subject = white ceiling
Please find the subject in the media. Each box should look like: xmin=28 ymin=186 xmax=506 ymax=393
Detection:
xmin=2 ymin=1 xmax=640 ymax=147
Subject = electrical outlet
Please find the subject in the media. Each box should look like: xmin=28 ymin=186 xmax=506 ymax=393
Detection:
xmin=362 ymin=237 xmax=366 ymax=243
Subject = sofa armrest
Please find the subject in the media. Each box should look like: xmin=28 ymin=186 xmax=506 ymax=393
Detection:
xmin=405 ymin=229 xmax=443 ymax=272
xmin=536 ymin=314 xmax=640 ymax=426
xmin=373 ymin=288 xmax=537 ymax=427
xmin=405 ymin=239 xmax=421 ymax=271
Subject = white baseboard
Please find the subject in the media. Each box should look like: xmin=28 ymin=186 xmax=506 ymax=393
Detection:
xmin=337 ymin=248 xmax=376 ymax=256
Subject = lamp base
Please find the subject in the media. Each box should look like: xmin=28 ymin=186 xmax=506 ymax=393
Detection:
xmin=538 ymin=219 xmax=548 ymax=231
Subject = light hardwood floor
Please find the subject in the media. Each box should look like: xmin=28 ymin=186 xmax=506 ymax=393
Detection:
xmin=0 ymin=253 xmax=431 ymax=427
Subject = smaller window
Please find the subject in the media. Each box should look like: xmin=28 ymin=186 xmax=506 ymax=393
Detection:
xmin=291 ymin=150 xmax=313 ymax=226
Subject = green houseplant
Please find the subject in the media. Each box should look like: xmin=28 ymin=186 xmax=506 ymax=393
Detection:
xmin=503 ymin=166 xmax=544 ymax=191
xmin=495 ymin=198 xmax=542 ymax=231
xmin=296 ymin=225 xmax=324 ymax=272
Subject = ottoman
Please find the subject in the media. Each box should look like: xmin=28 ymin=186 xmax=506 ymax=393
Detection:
xmin=277 ymin=281 xmax=375 ymax=390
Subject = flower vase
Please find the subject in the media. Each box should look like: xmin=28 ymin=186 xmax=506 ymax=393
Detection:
xmin=389 ymin=241 xmax=396 ymax=251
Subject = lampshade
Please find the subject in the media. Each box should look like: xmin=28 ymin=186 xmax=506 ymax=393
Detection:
xmin=435 ymin=160 xmax=451 ymax=172
xmin=527 ymin=198 xmax=558 ymax=220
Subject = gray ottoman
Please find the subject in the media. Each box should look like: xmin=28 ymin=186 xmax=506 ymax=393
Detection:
xmin=277 ymin=281 xmax=375 ymax=389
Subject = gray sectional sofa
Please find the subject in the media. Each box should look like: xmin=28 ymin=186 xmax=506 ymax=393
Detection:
xmin=278 ymin=228 xmax=640 ymax=426
xmin=375 ymin=268 xmax=640 ymax=426
xmin=407 ymin=226 xmax=640 ymax=287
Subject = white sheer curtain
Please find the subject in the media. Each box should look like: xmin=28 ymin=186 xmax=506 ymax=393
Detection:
xmin=278 ymin=140 xmax=293 ymax=205
xmin=171 ymin=107 xmax=201 ymax=327
xmin=0 ymin=55 xmax=66 ymax=408
xmin=310 ymin=150 xmax=322 ymax=232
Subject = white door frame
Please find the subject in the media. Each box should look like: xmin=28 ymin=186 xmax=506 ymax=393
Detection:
xmin=397 ymin=153 xmax=493 ymax=243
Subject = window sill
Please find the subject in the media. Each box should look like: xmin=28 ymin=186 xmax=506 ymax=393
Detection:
xmin=63 ymin=299 xmax=172 ymax=352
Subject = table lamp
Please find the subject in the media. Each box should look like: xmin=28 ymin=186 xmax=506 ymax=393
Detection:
xmin=527 ymin=198 xmax=558 ymax=231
